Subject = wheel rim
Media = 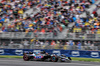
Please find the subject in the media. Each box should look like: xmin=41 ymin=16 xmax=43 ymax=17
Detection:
xmin=52 ymin=56 xmax=56 ymax=61
xmin=23 ymin=55 xmax=28 ymax=61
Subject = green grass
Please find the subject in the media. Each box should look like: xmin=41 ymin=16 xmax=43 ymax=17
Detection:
xmin=0 ymin=55 xmax=22 ymax=58
xmin=0 ymin=55 xmax=100 ymax=62
xmin=71 ymin=57 xmax=100 ymax=62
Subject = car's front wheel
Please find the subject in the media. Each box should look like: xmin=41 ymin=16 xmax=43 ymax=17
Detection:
xmin=51 ymin=56 xmax=58 ymax=62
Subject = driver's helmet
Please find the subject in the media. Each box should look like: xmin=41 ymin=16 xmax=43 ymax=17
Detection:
xmin=29 ymin=51 xmax=33 ymax=54
xmin=35 ymin=52 xmax=40 ymax=54
xmin=61 ymin=54 xmax=65 ymax=56
xmin=41 ymin=50 xmax=46 ymax=54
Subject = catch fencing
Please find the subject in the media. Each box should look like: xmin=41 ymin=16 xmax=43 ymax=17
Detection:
xmin=0 ymin=32 xmax=100 ymax=40
xmin=0 ymin=44 xmax=100 ymax=51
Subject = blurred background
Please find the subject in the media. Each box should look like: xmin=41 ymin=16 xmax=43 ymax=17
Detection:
xmin=0 ymin=0 xmax=100 ymax=51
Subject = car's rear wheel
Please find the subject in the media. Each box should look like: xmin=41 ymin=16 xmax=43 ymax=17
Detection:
xmin=23 ymin=54 xmax=29 ymax=61
xmin=51 ymin=56 xmax=58 ymax=62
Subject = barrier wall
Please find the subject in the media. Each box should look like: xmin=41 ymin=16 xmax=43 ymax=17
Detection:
xmin=0 ymin=49 xmax=100 ymax=58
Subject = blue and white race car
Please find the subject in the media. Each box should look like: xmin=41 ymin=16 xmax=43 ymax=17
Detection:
xmin=23 ymin=51 xmax=72 ymax=62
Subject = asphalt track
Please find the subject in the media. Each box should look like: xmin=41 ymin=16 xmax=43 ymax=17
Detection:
xmin=0 ymin=58 xmax=100 ymax=66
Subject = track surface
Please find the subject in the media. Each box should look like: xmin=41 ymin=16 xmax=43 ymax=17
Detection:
xmin=0 ymin=58 xmax=100 ymax=66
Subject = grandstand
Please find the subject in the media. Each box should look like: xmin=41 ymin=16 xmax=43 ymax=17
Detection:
xmin=0 ymin=0 xmax=100 ymax=51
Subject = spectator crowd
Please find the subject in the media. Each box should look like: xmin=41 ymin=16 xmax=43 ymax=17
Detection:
xmin=0 ymin=0 xmax=98 ymax=34
xmin=0 ymin=39 xmax=100 ymax=51
xmin=70 ymin=1 xmax=100 ymax=34
xmin=0 ymin=0 xmax=41 ymax=32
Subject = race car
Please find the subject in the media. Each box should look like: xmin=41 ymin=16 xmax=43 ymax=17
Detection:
xmin=23 ymin=51 xmax=72 ymax=62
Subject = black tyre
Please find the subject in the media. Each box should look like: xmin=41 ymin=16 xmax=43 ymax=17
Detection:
xmin=23 ymin=54 xmax=29 ymax=61
xmin=51 ymin=56 xmax=58 ymax=62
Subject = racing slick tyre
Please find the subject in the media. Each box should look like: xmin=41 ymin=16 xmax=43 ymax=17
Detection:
xmin=23 ymin=54 xmax=29 ymax=61
xmin=51 ymin=56 xmax=58 ymax=62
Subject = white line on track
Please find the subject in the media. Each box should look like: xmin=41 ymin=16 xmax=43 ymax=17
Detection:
xmin=57 ymin=63 xmax=100 ymax=66
xmin=37 ymin=62 xmax=100 ymax=66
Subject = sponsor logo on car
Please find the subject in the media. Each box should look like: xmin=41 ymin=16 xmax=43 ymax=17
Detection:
xmin=35 ymin=56 xmax=43 ymax=59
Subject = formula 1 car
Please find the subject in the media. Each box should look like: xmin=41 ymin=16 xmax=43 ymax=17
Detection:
xmin=23 ymin=51 xmax=72 ymax=62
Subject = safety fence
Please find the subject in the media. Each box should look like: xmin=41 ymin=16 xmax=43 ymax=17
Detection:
xmin=66 ymin=33 xmax=100 ymax=40
xmin=0 ymin=44 xmax=100 ymax=51
xmin=0 ymin=32 xmax=54 ymax=39
xmin=0 ymin=49 xmax=100 ymax=58
xmin=0 ymin=32 xmax=100 ymax=40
